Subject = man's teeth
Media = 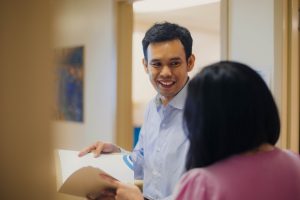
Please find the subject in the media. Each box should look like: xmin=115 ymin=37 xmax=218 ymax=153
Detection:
xmin=160 ymin=81 xmax=173 ymax=86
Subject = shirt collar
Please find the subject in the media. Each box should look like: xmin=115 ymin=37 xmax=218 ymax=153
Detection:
xmin=154 ymin=78 xmax=189 ymax=110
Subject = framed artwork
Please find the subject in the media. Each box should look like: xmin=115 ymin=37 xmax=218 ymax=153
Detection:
xmin=55 ymin=46 xmax=84 ymax=122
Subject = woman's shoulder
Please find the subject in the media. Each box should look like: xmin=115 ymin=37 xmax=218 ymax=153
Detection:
xmin=174 ymin=169 xmax=210 ymax=200
xmin=281 ymin=148 xmax=300 ymax=159
xmin=178 ymin=168 xmax=218 ymax=192
xmin=279 ymin=148 xmax=300 ymax=168
xmin=174 ymin=167 xmax=225 ymax=200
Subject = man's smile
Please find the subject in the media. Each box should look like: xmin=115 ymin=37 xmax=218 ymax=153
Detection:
xmin=158 ymin=80 xmax=176 ymax=88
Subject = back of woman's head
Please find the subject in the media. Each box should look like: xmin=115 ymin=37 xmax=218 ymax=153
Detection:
xmin=184 ymin=61 xmax=280 ymax=170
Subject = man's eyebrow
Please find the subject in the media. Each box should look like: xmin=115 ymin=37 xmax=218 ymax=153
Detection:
xmin=170 ymin=57 xmax=182 ymax=61
xmin=149 ymin=57 xmax=182 ymax=63
xmin=149 ymin=59 xmax=161 ymax=63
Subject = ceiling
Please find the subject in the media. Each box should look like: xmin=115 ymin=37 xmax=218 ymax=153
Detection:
xmin=134 ymin=2 xmax=220 ymax=33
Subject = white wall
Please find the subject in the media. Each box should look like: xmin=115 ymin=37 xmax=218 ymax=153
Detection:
xmin=53 ymin=0 xmax=117 ymax=150
xmin=229 ymin=0 xmax=274 ymax=87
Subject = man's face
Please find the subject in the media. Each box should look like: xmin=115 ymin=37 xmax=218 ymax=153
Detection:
xmin=143 ymin=39 xmax=195 ymax=105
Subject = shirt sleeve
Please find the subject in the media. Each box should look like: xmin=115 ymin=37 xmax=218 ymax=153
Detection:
xmin=173 ymin=170 xmax=208 ymax=200
xmin=131 ymin=125 xmax=145 ymax=180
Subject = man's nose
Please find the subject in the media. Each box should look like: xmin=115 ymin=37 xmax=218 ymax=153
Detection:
xmin=160 ymin=65 xmax=172 ymax=76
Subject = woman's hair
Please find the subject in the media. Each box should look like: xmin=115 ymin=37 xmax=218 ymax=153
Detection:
xmin=184 ymin=61 xmax=280 ymax=170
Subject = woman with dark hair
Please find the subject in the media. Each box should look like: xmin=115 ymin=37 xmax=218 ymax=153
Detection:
xmin=175 ymin=61 xmax=300 ymax=200
xmin=99 ymin=61 xmax=300 ymax=200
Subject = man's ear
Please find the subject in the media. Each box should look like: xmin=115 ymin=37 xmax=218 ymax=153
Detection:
xmin=143 ymin=58 xmax=149 ymax=74
xmin=187 ymin=54 xmax=195 ymax=72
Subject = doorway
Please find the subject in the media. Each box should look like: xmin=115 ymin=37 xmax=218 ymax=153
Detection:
xmin=131 ymin=1 xmax=221 ymax=146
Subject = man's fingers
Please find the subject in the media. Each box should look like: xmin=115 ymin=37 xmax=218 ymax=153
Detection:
xmin=93 ymin=142 xmax=105 ymax=157
xmin=87 ymin=189 xmax=116 ymax=200
xmin=78 ymin=141 xmax=114 ymax=158
xmin=99 ymin=173 xmax=120 ymax=188
xmin=78 ymin=144 xmax=95 ymax=157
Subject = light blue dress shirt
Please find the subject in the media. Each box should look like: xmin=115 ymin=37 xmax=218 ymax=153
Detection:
xmin=131 ymin=83 xmax=190 ymax=200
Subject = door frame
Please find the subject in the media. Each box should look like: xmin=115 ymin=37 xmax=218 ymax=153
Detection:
xmin=221 ymin=0 xmax=299 ymax=152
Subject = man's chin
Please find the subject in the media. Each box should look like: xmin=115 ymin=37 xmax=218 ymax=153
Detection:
xmin=159 ymin=93 xmax=176 ymax=102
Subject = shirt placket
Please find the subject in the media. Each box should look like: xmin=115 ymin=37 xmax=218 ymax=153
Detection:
xmin=153 ymin=106 xmax=171 ymax=199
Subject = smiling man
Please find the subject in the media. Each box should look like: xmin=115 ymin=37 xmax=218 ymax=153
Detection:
xmin=80 ymin=22 xmax=195 ymax=200
xmin=143 ymin=39 xmax=194 ymax=105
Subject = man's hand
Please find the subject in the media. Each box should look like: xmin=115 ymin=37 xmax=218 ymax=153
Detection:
xmin=86 ymin=188 xmax=116 ymax=200
xmin=99 ymin=174 xmax=144 ymax=200
xmin=116 ymin=183 xmax=143 ymax=200
xmin=78 ymin=141 xmax=121 ymax=158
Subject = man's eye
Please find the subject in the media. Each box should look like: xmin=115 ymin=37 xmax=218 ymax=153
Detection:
xmin=151 ymin=63 xmax=161 ymax=67
xmin=170 ymin=61 xmax=180 ymax=67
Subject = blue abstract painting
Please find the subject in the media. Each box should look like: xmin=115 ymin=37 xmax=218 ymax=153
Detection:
xmin=55 ymin=46 xmax=84 ymax=122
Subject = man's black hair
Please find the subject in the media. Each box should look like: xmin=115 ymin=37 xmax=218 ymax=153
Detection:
xmin=142 ymin=22 xmax=193 ymax=62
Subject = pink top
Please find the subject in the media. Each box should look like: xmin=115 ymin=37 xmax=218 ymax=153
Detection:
xmin=174 ymin=148 xmax=300 ymax=200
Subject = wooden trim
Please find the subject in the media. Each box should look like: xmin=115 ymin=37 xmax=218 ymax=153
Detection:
xmin=115 ymin=1 xmax=133 ymax=150
xmin=289 ymin=0 xmax=299 ymax=152
xmin=274 ymin=0 xmax=289 ymax=149
xmin=274 ymin=0 xmax=299 ymax=152
xmin=220 ymin=0 xmax=230 ymax=60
